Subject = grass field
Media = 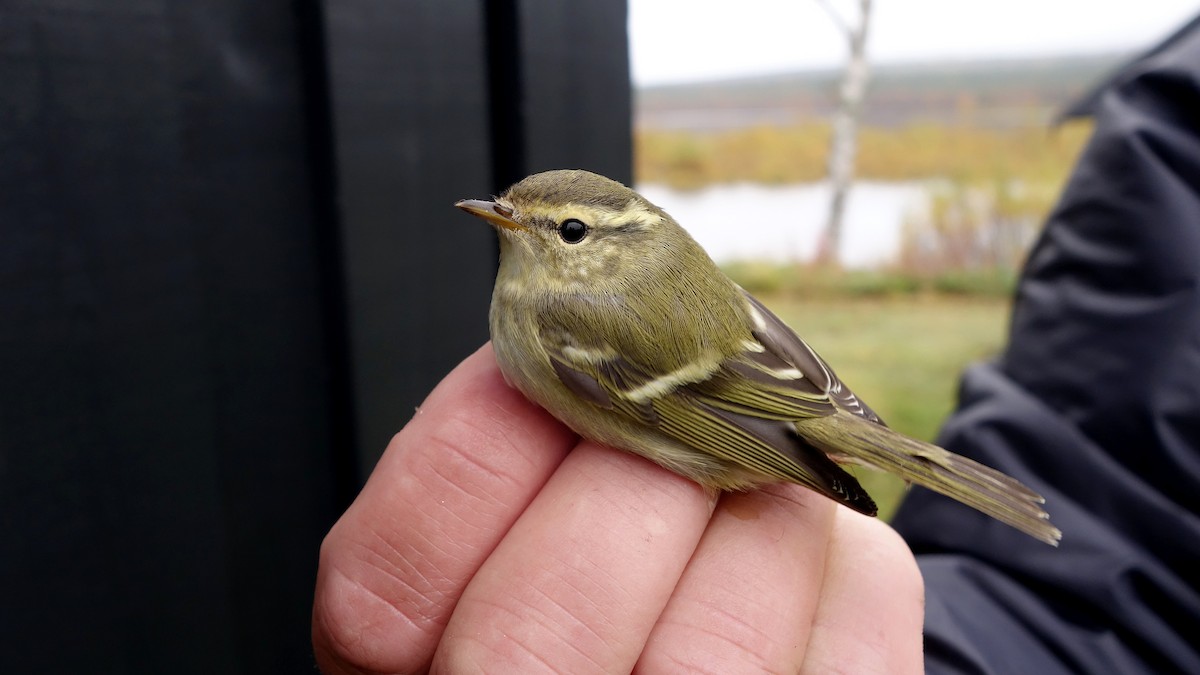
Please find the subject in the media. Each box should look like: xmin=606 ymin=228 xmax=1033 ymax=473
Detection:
xmin=755 ymin=293 xmax=1013 ymax=520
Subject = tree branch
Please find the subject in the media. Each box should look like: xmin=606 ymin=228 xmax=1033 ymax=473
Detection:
xmin=814 ymin=0 xmax=852 ymax=40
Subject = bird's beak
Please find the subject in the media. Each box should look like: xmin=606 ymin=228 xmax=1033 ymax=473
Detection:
xmin=455 ymin=199 xmax=525 ymax=231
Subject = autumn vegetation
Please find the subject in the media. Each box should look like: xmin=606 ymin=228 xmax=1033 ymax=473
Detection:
xmin=636 ymin=119 xmax=1092 ymax=290
xmin=635 ymin=121 xmax=1091 ymax=188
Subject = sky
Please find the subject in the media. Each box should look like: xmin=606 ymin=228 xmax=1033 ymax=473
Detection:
xmin=629 ymin=0 xmax=1200 ymax=86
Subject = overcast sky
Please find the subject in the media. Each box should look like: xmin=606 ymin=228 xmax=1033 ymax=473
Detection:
xmin=629 ymin=0 xmax=1199 ymax=86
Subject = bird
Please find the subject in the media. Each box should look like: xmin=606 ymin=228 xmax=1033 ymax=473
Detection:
xmin=456 ymin=168 xmax=1060 ymax=545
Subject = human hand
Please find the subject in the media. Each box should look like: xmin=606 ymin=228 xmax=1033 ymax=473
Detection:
xmin=312 ymin=344 xmax=924 ymax=674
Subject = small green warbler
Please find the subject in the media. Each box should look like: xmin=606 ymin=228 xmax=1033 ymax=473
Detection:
xmin=456 ymin=169 xmax=1060 ymax=545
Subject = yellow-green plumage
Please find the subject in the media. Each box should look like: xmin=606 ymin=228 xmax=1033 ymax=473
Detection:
xmin=457 ymin=169 xmax=1061 ymax=546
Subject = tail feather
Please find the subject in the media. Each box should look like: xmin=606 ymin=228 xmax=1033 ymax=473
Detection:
xmin=797 ymin=413 xmax=1062 ymax=546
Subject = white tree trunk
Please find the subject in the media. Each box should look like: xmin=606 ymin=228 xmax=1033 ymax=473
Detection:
xmin=817 ymin=0 xmax=872 ymax=266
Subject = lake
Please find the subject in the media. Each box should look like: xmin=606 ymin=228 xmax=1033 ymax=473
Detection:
xmin=636 ymin=181 xmax=929 ymax=268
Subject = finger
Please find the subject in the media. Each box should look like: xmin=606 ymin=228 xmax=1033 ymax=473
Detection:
xmin=801 ymin=509 xmax=924 ymax=675
xmin=635 ymin=483 xmax=836 ymax=674
xmin=312 ymin=343 xmax=578 ymax=675
xmin=432 ymin=441 xmax=715 ymax=674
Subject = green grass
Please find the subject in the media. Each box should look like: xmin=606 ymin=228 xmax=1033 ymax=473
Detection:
xmin=723 ymin=261 xmax=1019 ymax=299
xmin=756 ymin=293 xmax=1012 ymax=520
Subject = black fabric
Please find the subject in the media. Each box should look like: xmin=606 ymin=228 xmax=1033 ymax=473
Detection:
xmin=0 ymin=4 xmax=343 ymax=672
xmin=0 ymin=1 xmax=631 ymax=672
xmin=891 ymin=23 xmax=1200 ymax=675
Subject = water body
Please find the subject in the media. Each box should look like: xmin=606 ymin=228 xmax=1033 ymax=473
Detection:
xmin=636 ymin=182 xmax=929 ymax=268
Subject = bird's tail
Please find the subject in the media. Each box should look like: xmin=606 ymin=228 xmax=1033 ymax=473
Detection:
xmin=797 ymin=412 xmax=1062 ymax=546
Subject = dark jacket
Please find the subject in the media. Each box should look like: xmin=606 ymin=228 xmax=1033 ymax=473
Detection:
xmin=891 ymin=23 xmax=1200 ymax=675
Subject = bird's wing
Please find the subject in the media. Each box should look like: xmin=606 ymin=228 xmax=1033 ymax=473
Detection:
xmin=538 ymin=290 xmax=881 ymax=514
xmin=739 ymin=291 xmax=886 ymax=426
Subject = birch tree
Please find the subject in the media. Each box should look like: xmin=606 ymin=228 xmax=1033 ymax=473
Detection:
xmin=815 ymin=0 xmax=873 ymax=266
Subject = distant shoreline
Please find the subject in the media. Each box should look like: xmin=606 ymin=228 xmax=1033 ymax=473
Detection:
xmin=636 ymin=51 xmax=1124 ymax=131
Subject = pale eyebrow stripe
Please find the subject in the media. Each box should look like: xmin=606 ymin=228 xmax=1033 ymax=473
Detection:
xmin=609 ymin=221 xmax=645 ymax=234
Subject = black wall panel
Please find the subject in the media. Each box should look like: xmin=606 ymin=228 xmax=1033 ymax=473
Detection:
xmin=324 ymin=0 xmax=632 ymax=474
xmin=0 ymin=0 xmax=630 ymax=671
xmin=1 ymin=3 xmax=340 ymax=672
xmin=517 ymin=0 xmax=633 ymax=183
xmin=321 ymin=0 xmax=497 ymax=476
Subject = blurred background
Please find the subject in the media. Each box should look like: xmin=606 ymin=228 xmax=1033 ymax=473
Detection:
xmin=630 ymin=0 xmax=1197 ymax=518
xmin=1 ymin=1 xmax=1195 ymax=671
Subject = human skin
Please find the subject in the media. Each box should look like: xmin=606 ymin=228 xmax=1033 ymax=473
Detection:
xmin=312 ymin=343 xmax=924 ymax=674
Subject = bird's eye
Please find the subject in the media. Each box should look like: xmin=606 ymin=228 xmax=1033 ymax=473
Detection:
xmin=558 ymin=219 xmax=588 ymax=244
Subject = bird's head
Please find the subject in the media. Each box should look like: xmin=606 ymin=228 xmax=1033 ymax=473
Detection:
xmin=456 ymin=169 xmax=695 ymax=294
